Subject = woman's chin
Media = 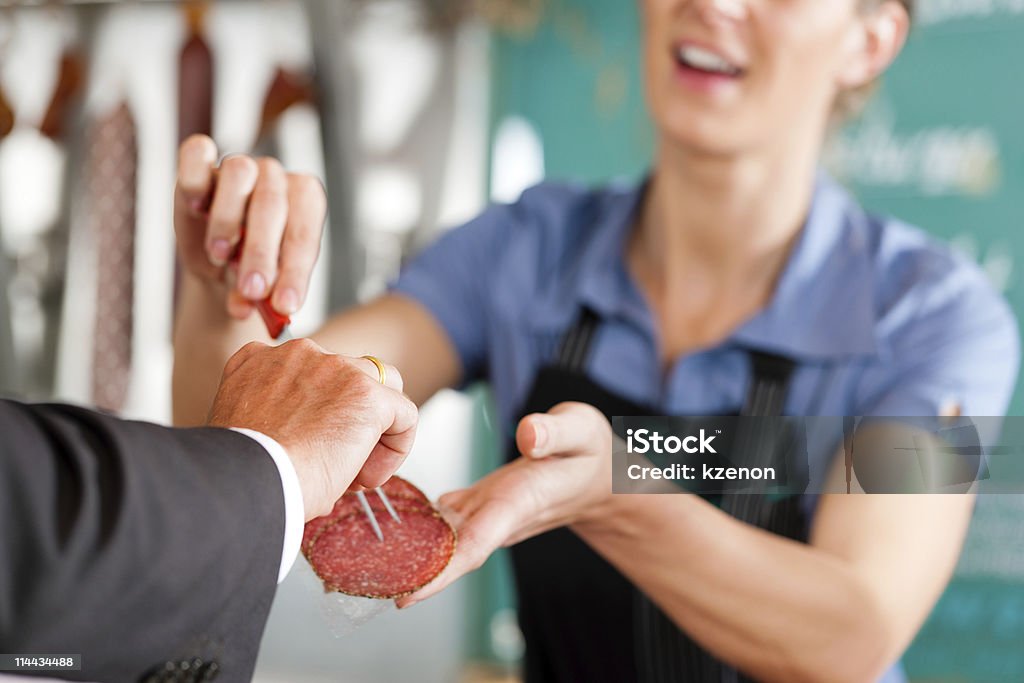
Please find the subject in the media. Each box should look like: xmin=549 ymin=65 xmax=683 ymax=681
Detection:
xmin=659 ymin=123 xmax=749 ymax=159
xmin=652 ymin=106 xmax=753 ymax=157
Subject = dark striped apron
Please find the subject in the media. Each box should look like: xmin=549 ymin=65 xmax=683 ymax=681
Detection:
xmin=507 ymin=307 xmax=808 ymax=683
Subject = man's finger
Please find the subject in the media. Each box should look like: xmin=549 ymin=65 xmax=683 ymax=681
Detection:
xmin=516 ymin=401 xmax=607 ymax=458
xmin=349 ymin=356 xmax=404 ymax=393
xmin=355 ymin=389 xmax=418 ymax=488
xmin=272 ymin=173 xmax=326 ymax=316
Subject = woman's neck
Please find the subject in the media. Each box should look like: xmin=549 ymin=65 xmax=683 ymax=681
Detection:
xmin=634 ymin=137 xmax=818 ymax=298
xmin=627 ymin=135 xmax=821 ymax=361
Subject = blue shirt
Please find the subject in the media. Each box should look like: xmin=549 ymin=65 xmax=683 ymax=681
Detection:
xmin=391 ymin=172 xmax=1020 ymax=682
xmin=394 ymin=173 xmax=1018 ymax=423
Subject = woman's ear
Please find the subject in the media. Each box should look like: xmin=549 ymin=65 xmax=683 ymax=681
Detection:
xmin=835 ymin=1 xmax=911 ymax=91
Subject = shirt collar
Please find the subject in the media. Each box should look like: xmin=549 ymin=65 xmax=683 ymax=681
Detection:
xmin=529 ymin=171 xmax=879 ymax=361
xmin=527 ymin=178 xmax=647 ymax=331
xmin=731 ymin=172 xmax=879 ymax=360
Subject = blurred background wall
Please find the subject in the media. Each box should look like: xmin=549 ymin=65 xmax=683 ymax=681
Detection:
xmin=0 ymin=1 xmax=1022 ymax=681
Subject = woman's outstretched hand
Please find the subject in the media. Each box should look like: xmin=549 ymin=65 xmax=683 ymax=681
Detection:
xmin=396 ymin=401 xmax=613 ymax=608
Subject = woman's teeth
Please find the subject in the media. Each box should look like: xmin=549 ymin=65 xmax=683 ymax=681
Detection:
xmin=677 ymin=46 xmax=741 ymax=77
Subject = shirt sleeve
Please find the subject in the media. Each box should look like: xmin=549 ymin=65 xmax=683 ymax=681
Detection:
xmin=389 ymin=203 xmax=515 ymax=385
xmin=230 ymin=428 xmax=304 ymax=584
xmin=853 ymin=266 xmax=1020 ymax=420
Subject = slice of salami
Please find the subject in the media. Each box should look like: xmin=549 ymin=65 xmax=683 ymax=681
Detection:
xmin=302 ymin=495 xmax=357 ymax=553
xmin=305 ymin=500 xmax=456 ymax=599
xmin=378 ymin=476 xmax=431 ymax=505
xmin=302 ymin=514 xmax=334 ymax=554
xmin=301 ymin=476 xmax=433 ymax=553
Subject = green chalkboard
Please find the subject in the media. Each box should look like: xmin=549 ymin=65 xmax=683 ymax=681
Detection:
xmin=485 ymin=1 xmax=1024 ymax=680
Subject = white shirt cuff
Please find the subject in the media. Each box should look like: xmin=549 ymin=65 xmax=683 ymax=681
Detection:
xmin=231 ymin=428 xmax=304 ymax=584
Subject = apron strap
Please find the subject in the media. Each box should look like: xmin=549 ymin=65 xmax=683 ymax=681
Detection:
xmin=555 ymin=308 xmax=799 ymax=419
xmin=639 ymin=349 xmax=801 ymax=683
xmin=554 ymin=306 xmax=601 ymax=373
xmin=741 ymin=350 xmax=798 ymax=417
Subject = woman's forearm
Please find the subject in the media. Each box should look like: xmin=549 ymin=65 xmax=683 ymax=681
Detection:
xmin=172 ymin=276 xmax=464 ymax=426
xmin=172 ymin=274 xmax=269 ymax=426
xmin=573 ymin=495 xmax=896 ymax=683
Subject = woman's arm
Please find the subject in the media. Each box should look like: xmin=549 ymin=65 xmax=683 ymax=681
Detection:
xmin=310 ymin=294 xmax=462 ymax=406
xmin=403 ymin=404 xmax=972 ymax=683
xmin=171 ymin=136 xmax=461 ymax=425
xmin=173 ymin=279 xmax=460 ymax=424
xmin=575 ymin=488 xmax=971 ymax=683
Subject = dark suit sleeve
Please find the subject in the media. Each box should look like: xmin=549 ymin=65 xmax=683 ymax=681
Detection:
xmin=0 ymin=399 xmax=286 ymax=682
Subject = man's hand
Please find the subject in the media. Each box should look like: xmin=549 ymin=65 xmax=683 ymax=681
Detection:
xmin=396 ymin=402 xmax=611 ymax=608
xmin=174 ymin=134 xmax=326 ymax=321
xmin=207 ymin=339 xmax=417 ymax=521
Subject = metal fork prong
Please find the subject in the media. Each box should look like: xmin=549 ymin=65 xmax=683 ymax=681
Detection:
xmin=355 ymin=490 xmax=384 ymax=542
xmin=375 ymin=487 xmax=402 ymax=523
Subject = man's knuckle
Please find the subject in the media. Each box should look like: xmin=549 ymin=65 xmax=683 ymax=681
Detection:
xmin=291 ymin=337 xmax=318 ymax=352
xmin=351 ymin=364 xmax=376 ymax=389
xmin=241 ymin=340 xmax=265 ymax=354
xmin=226 ymin=341 xmax=263 ymax=372
xmin=281 ymin=338 xmax=312 ymax=362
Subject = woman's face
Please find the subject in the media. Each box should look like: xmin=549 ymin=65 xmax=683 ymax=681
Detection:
xmin=641 ymin=0 xmax=908 ymax=156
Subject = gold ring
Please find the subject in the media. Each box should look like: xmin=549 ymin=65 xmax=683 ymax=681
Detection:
xmin=361 ymin=355 xmax=387 ymax=385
